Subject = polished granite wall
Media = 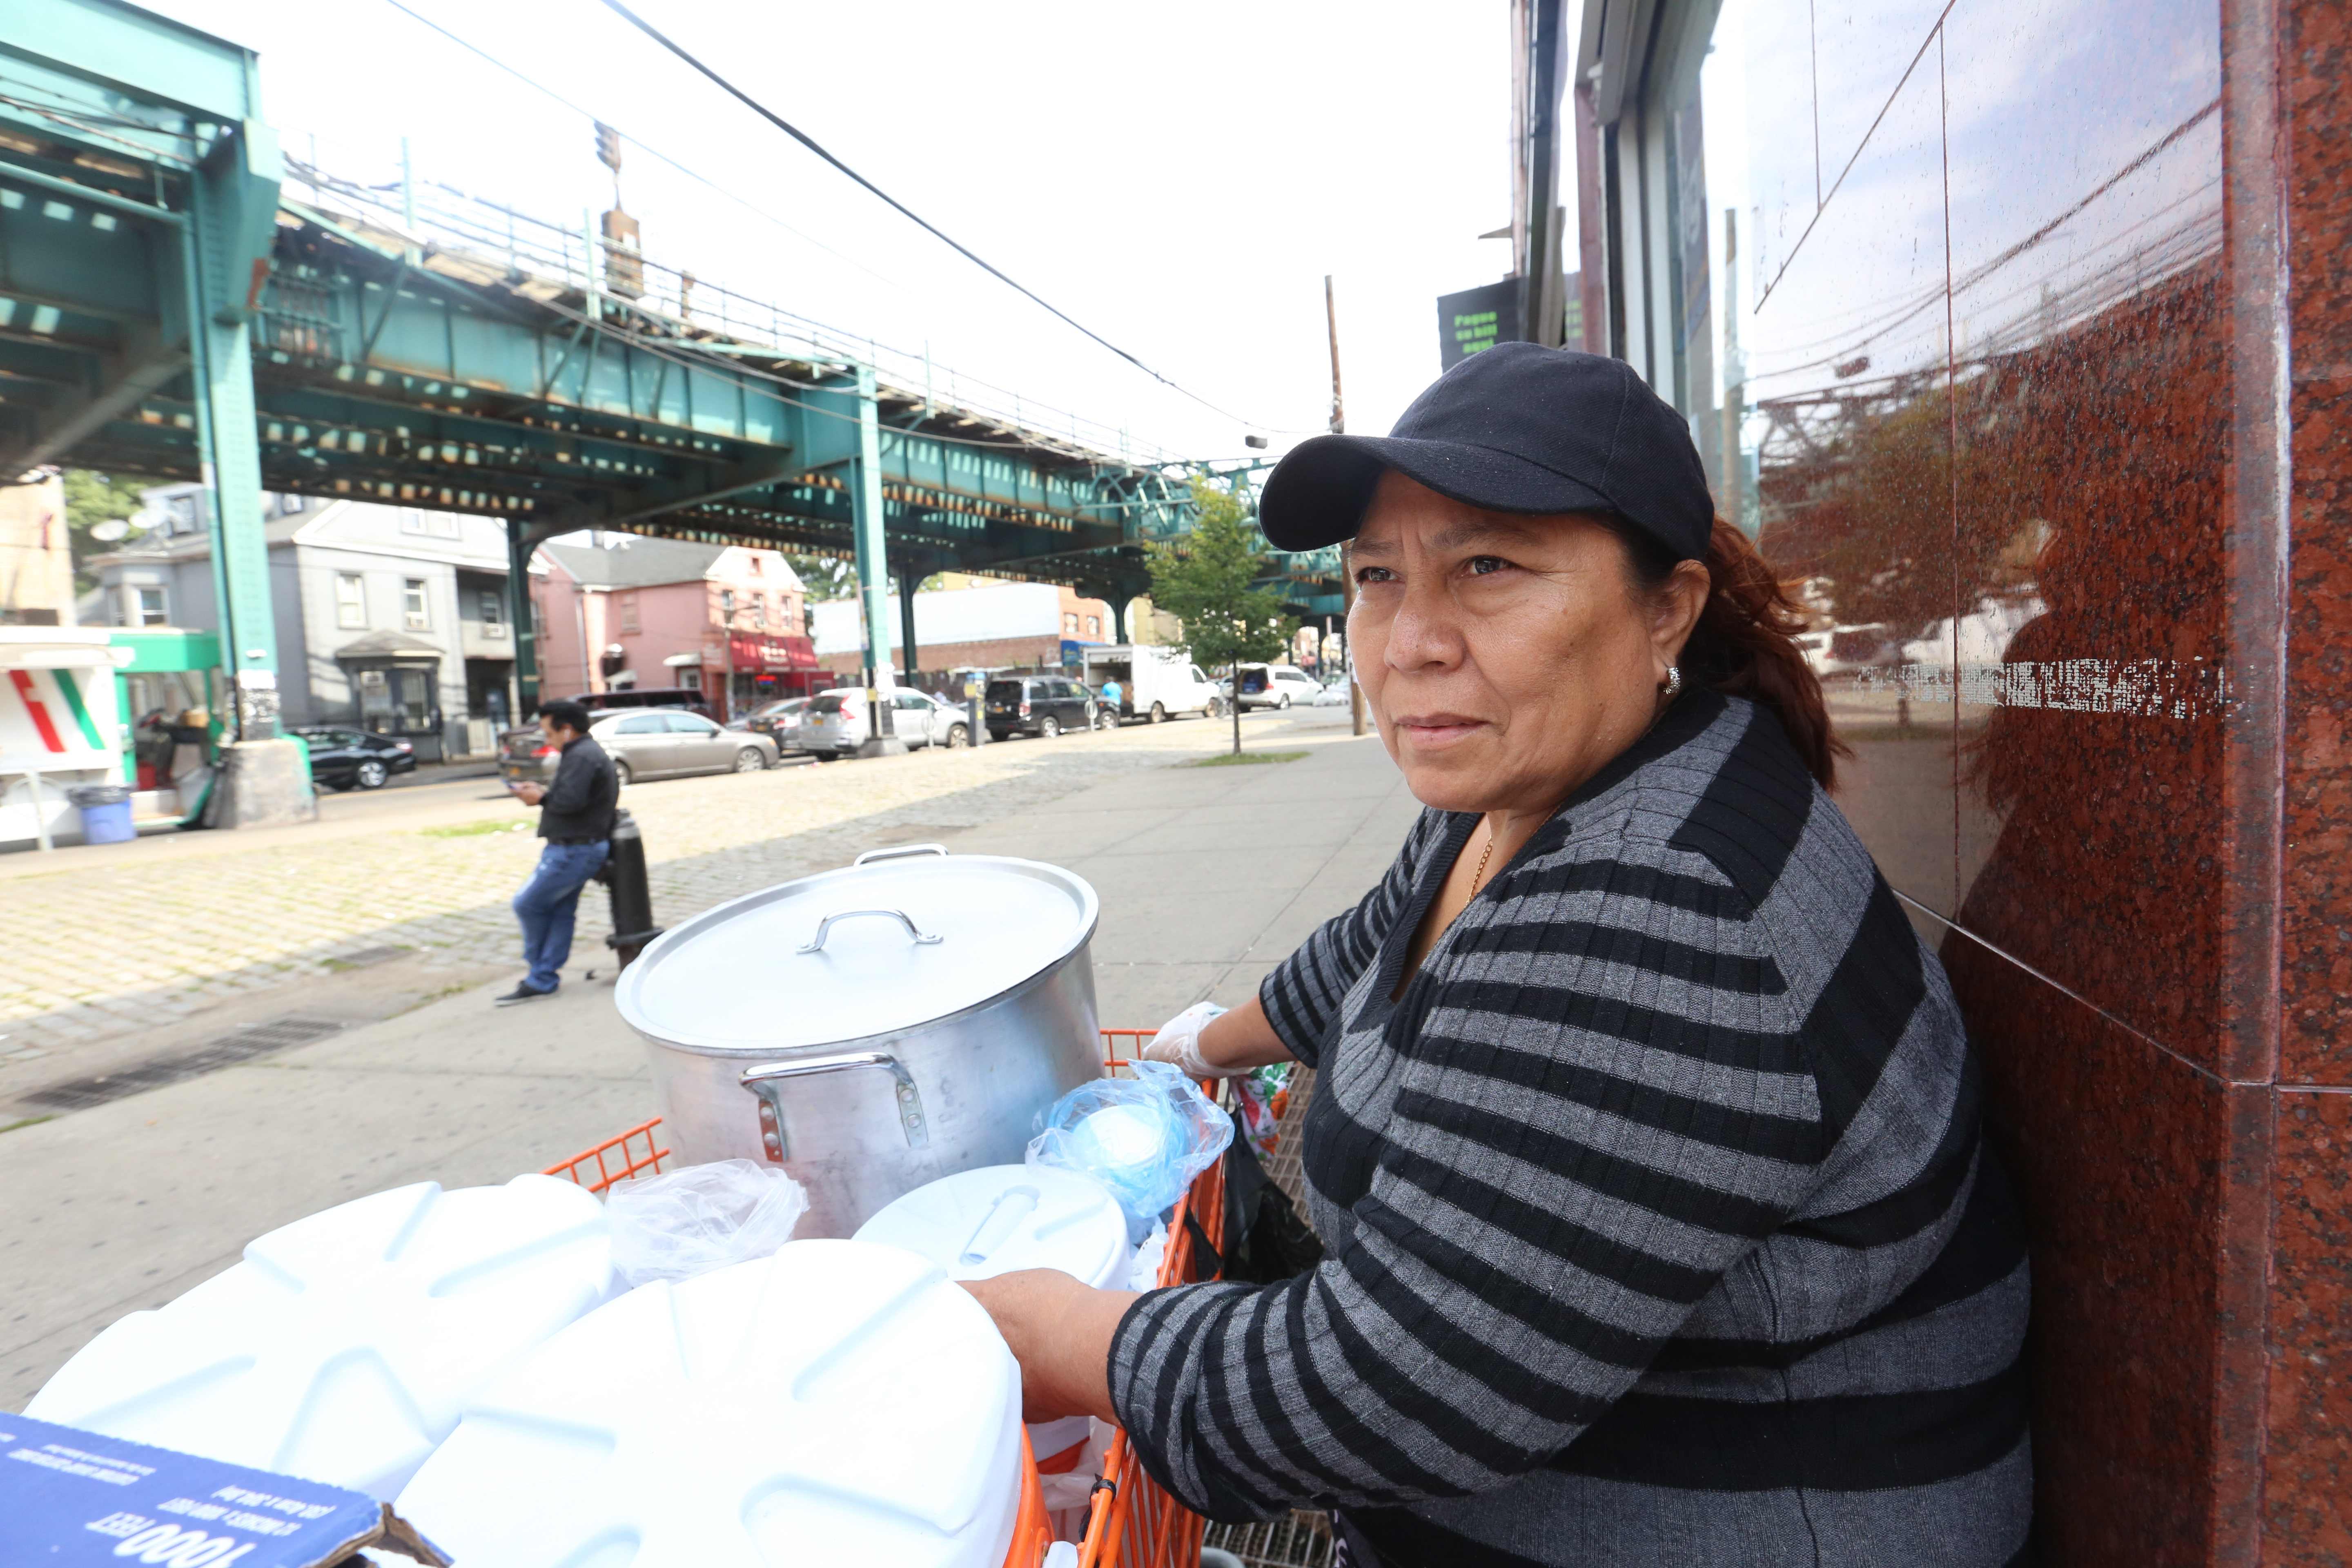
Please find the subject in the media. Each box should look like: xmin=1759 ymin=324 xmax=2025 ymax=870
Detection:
xmin=1736 ymin=0 xmax=2341 ymax=1559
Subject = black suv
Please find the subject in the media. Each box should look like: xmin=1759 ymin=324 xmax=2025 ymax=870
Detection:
xmin=985 ymin=675 xmax=1096 ymax=740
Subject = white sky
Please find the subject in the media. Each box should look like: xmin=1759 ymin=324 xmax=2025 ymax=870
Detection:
xmin=143 ymin=0 xmax=1528 ymax=467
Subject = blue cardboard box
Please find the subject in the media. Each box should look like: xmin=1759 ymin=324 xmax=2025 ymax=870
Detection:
xmin=0 ymin=1413 xmax=448 ymax=1565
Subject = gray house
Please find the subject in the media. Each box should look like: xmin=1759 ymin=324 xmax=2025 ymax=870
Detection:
xmin=88 ymin=488 xmax=519 ymax=759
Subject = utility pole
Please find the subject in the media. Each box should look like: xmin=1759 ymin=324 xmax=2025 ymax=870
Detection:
xmin=1328 ymin=275 xmax=1367 ymax=738
xmin=851 ymin=363 xmax=904 ymax=756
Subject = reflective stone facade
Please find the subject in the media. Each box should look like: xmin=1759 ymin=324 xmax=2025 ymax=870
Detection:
xmin=1581 ymin=0 xmax=2339 ymax=1557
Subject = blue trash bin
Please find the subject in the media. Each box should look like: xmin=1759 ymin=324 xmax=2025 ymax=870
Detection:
xmin=68 ymin=784 xmax=134 ymax=845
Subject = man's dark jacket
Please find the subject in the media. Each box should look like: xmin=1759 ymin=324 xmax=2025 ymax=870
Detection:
xmin=537 ymin=733 xmax=618 ymax=841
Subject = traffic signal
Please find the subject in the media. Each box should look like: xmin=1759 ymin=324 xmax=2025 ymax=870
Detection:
xmin=595 ymin=122 xmax=622 ymax=173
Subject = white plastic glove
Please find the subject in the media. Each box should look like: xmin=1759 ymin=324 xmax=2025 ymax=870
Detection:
xmin=1140 ymin=1001 xmax=1234 ymax=1079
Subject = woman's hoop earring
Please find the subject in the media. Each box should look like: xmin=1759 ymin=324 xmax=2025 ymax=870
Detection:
xmin=1663 ymin=666 xmax=1683 ymax=699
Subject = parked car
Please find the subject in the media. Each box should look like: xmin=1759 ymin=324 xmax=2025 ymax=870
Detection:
xmin=984 ymin=675 xmax=1097 ymax=741
xmin=795 ymin=687 xmax=972 ymax=757
xmin=738 ymin=696 xmax=812 ymax=751
xmin=500 ymin=709 xmax=775 ymax=788
xmin=1307 ymin=682 xmax=1351 ymax=707
xmin=562 ymin=686 xmax=717 ymax=722
xmin=1078 ymin=645 xmax=1223 ymax=724
xmin=1233 ymin=663 xmax=1322 ymax=711
xmin=293 ymin=726 xmax=417 ymax=791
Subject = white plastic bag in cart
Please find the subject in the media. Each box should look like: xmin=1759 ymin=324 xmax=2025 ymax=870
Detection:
xmin=606 ymin=1158 xmax=809 ymax=1288
xmin=1027 ymin=1060 xmax=1232 ymax=1236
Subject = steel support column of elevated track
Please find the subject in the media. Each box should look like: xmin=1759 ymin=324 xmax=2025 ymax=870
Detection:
xmin=0 ymin=0 xmax=286 ymax=734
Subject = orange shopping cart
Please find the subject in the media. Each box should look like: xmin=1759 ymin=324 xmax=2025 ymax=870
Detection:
xmin=543 ymin=1028 xmax=1254 ymax=1568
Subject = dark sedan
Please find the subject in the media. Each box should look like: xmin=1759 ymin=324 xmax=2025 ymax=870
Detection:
xmin=294 ymin=726 xmax=418 ymax=791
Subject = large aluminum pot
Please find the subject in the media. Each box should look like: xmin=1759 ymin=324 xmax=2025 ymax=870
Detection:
xmin=615 ymin=844 xmax=1103 ymax=1238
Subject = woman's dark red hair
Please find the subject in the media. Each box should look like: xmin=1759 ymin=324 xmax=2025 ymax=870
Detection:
xmin=1608 ymin=514 xmax=1848 ymax=789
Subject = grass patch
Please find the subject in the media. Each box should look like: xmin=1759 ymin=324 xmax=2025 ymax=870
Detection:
xmin=1 ymin=1115 xmax=56 ymax=1136
xmin=1186 ymin=750 xmax=1310 ymax=768
xmin=420 ymin=819 xmax=522 ymax=838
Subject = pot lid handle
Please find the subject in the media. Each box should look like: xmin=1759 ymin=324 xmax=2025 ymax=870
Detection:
xmin=796 ymin=907 xmax=943 ymax=955
xmin=853 ymin=843 xmax=951 ymax=867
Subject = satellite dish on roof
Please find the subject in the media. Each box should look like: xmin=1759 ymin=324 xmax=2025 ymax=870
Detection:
xmin=128 ymin=507 xmax=169 ymax=532
xmin=89 ymin=519 xmax=129 ymax=542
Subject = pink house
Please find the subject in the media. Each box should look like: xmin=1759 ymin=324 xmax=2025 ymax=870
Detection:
xmin=531 ymin=538 xmax=818 ymax=718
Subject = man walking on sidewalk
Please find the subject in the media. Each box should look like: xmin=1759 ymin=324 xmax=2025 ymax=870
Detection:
xmin=499 ymin=700 xmax=617 ymax=1005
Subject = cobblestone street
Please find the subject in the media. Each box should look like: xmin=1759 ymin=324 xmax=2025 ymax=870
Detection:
xmin=0 ymin=718 xmax=1307 ymax=1073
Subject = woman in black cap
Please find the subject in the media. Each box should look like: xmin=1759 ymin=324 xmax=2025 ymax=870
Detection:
xmin=966 ymin=344 xmax=2031 ymax=1566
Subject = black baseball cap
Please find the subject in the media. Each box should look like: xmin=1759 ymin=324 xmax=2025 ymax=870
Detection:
xmin=1258 ymin=342 xmax=1715 ymax=562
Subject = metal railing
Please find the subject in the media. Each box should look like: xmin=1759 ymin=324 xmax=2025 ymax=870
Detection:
xmin=282 ymin=154 xmax=1188 ymax=472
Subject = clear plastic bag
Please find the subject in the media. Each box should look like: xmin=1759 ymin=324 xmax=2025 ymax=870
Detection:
xmin=1026 ymin=1060 xmax=1233 ymax=1235
xmin=605 ymin=1158 xmax=810 ymax=1289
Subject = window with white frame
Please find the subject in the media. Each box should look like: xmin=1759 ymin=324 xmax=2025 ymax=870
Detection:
xmin=1063 ymin=612 xmax=1078 ymax=635
xmin=128 ymin=586 xmax=168 ymax=626
xmin=403 ymin=579 xmax=429 ymax=630
xmin=335 ymin=572 xmax=366 ymax=629
xmin=479 ymin=589 xmax=505 ymax=635
xmin=620 ymin=593 xmax=639 ymax=633
xmin=398 ymin=508 xmax=426 ymax=535
xmin=720 ymin=589 xmax=736 ymax=622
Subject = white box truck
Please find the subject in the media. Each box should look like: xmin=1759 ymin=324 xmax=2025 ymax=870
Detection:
xmin=1080 ymin=645 xmax=1223 ymax=723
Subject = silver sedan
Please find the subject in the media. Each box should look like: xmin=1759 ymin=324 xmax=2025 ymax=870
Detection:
xmin=500 ymin=709 xmax=777 ymax=788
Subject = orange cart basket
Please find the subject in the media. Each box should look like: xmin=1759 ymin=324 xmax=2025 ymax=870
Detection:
xmin=540 ymin=1028 xmax=1233 ymax=1568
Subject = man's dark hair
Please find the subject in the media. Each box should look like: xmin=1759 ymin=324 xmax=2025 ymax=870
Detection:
xmin=538 ymin=699 xmax=593 ymax=735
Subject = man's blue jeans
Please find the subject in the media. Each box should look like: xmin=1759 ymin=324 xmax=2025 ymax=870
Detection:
xmin=512 ymin=840 xmax=609 ymax=993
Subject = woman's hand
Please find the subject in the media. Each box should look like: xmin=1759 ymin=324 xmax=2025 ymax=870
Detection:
xmin=1140 ymin=996 xmax=1295 ymax=1078
xmin=960 ymin=1270 xmax=1140 ymax=1424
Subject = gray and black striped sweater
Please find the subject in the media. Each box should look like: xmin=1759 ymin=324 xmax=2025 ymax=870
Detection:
xmin=1107 ymin=690 xmax=2032 ymax=1566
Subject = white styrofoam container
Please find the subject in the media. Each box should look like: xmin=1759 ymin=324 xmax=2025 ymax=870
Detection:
xmin=851 ymin=1163 xmax=1132 ymax=1293
xmin=853 ymin=1163 xmax=1132 ymax=1462
xmin=26 ymin=1174 xmax=611 ymax=1501
xmin=396 ymin=1239 xmax=1024 ymax=1568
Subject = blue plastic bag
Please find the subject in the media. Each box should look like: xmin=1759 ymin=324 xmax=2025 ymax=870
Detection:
xmin=1026 ymin=1060 xmax=1233 ymax=1237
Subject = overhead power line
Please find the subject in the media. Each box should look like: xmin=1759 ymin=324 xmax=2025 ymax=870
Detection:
xmin=592 ymin=0 xmax=1305 ymax=435
xmin=376 ymin=0 xmax=889 ymax=284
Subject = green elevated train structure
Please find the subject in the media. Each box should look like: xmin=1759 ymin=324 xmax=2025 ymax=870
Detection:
xmin=0 ymin=0 xmax=1342 ymax=737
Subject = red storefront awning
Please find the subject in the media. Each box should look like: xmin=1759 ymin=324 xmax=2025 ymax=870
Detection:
xmin=727 ymin=633 xmax=820 ymax=672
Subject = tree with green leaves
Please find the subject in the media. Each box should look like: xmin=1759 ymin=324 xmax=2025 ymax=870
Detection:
xmin=59 ymin=468 xmax=153 ymax=594
xmin=1147 ymin=474 xmax=1297 ymax=755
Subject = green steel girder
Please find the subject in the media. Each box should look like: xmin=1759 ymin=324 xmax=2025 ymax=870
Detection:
xmin=0 ymin=4 xmax=1354 ymax=623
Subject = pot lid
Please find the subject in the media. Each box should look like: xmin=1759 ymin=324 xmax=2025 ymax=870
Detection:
xmin=616 ymin=845 xmax=1098 ymax=1054
xmin=852 ymin=1164 xmax=1131 ymax=1293
xmin=394 ymin=1241 xmax=1022 ymax=1568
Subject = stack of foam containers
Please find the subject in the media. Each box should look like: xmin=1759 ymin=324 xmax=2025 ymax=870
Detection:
xmin=395 ymin=1239 xmax=1026 ymax=1568
xmin=853 ymin=1163 xmax=1134 ymax=1462
xmin=27 ymin=1174 xmax=613 ymax=1500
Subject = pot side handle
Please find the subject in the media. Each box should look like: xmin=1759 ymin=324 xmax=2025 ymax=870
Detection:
xmin=740 ymin=1051 xmax=931 ymax=1156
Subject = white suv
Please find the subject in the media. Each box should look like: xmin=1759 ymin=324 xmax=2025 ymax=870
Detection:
xmin=1235 ymin=664 xmax=1322 ymax=711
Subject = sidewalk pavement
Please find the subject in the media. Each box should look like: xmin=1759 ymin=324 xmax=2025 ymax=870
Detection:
xmin=0 ymin=722 xmax=1419 ymax=1410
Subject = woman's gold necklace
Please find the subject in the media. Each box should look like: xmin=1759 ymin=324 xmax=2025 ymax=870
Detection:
xmin=1469 ymin=826 xmax=1499 ymax=895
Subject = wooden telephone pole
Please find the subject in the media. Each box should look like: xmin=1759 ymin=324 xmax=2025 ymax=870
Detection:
xmin=1327 ymin=275 xmax=1368 ymax=737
